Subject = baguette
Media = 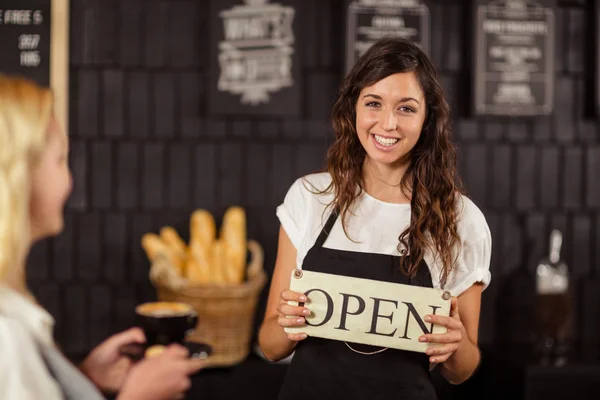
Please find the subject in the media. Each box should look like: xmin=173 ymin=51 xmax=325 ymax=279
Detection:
xmin=186 ymin=240 xmax=211 ymax=284
xmin=190 ymin=209 xmax=218 ymax=282
xmin=141 ymin=233 xmax=185 ymax=276
xmin=220 ymin=207 xmax=247 ymax=283
xmin=190 ymin=210 xmax=216 ymax=251
xmin=160 ymin=226 xmax=187 ymax=256
xmin=204 ymin=239 xmax=223 ymax=284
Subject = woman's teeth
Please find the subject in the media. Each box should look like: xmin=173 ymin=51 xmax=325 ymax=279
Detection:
xmin=374 ymin=134 xmax=399 ymax=146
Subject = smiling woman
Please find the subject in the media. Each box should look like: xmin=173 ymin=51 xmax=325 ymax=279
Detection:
xmin=258 ymin=36 xmax=492 ymax=400
xmin=355 ymin=72 xmax=426 ymax=164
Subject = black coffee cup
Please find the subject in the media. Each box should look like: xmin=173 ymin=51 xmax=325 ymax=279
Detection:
xmin=135 ymin=301 xmax=198 ymax=346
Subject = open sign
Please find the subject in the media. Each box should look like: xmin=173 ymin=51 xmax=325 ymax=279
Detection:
xmin=284 ymin=270 xmax=451 ymax=353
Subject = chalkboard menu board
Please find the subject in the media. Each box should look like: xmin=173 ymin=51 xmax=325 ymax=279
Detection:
xmin=345 ymin=0 xmax=430 ymax=73
xmin=0 ymin=0 xmax=69 ymax=132
xmin=208 ymin=0 xmax=302 ymax=117
xmin=0 ymin=3 xmax=51 ymax=87
xmin=472 ymin=0 xmax=555 ymax=116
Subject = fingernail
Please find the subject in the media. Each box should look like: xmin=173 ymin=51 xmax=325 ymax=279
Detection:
xmin=430 ymin=357 xmax=436 ymax=363
xmin=419 ymin=336 xmax=427 ymax=342
xmin=424 ymin=316 xmax=432 ymax=322
xmin=296 ymin=318 xmax=304 ymax=324
xmin=426 ymin=349 xmax=432 ymax=355
xmin=301 ymin=333 xmax=307 ymax=339
xmin=299 ymin=296 xmax=306 ymax=302
xmin=302 ymin=309 xmax=310 ymax=315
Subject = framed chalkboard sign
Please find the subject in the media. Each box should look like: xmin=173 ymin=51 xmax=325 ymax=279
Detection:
xmin=345 ymin=0 xmax=430 ymax=73
xmin=208 ymin=0 xmax=302 ymax=117
xmin=0 ymin=0 xmax=69 ymax=133
xmin=472 ymin=0 xmax=555 ymax=116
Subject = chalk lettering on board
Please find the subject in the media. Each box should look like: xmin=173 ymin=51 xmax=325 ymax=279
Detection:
xmin=1 ymin=6 xmax=48 ymax=75
xmin=19 ymin=34 xmax=40 ymax=49
xmin=217 ymin=0 xmax=295 ymax=105
xmin=33 ymin=10 xmax=43 ymax=25
xmin=20 ymin=50 xmax=40 ymax=67
xmin=473 ymin=0 xmax=554 ymax=115
xmin=3 ymin=10 xmax=33 ymax=25
xmin=346 ymin=0 xmax=430 ymax=72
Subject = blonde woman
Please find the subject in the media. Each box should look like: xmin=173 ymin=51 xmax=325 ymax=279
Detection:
xmin=0 ymin=75 xmax=204 ymax=399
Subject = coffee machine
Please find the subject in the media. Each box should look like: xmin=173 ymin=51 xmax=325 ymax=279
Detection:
xmin=534 ymin=229 xmax=573 ymax=366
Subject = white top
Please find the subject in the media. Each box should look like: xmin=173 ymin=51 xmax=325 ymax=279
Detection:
xmin=276 ymin=172 xmax=492 ymax=296
xmin=0 ymin=284 xmax=64 ymax=399
xmin=0 ymin=284 xmax=104 ymax=400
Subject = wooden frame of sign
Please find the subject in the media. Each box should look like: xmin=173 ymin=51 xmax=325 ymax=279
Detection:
xmin=472 ymin=0 xmax=556 ymax=117
xmin=595 ymin=0 xmax=600 ymax=118
xmin=284 ymin=270 xmax=451 ymax=353
xmin=51 ymin=0 xmax=69 ymax=135
xmin=345 ymin=0 xmax=431 ymax=74
xmin=0 ymin=1 xmax=69 ymax=133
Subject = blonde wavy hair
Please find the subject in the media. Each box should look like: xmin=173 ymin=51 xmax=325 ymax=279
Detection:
xmin=0 ymin=75 xmax=53 ymax=292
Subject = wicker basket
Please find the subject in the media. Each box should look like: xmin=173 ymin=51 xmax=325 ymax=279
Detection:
xmin=150 ymin=240 xmax=267 ymax=368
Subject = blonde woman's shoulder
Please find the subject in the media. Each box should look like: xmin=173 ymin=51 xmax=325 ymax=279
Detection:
xmin=0 ymin=313 xmax=32 ymax=346
xmin=0 ymin=314 xmax=40 ymax=365
xmin=0 ymin=316 xmax=38 ymax=383
xmin=0 ymin=315 xmax=62 ymax=398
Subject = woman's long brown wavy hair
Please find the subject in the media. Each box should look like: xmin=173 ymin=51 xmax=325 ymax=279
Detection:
xmin=319 ymin=36 xmax=463 ymax=288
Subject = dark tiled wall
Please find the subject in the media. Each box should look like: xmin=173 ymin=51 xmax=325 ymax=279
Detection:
xmin=26 ymin=0 xmax=600 ymax=361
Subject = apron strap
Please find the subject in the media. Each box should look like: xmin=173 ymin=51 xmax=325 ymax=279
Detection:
xmin=314 ymin=209 xmax=338 ymax=248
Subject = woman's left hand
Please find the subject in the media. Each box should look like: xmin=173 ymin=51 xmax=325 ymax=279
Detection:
xmin=418 ymin=296 xmax=465 ymax=364
xmin=79 ymin=327 xmax=146 ymax=393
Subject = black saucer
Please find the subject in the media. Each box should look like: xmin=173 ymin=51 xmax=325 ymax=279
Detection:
xmin=119 ymin=341 xmax=213 ymax=362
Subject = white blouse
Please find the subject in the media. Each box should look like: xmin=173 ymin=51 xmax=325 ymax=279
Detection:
xmin=0 ymin=284 xmax=104 ymax=400
xmin=0 ymin=284 xmax=64 ymax=399
xmin=276 ymin=172 xmax=492 ymax=296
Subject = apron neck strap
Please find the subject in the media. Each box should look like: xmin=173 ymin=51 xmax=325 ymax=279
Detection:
xmin=315 ymin=208 xmax=338 ymax=248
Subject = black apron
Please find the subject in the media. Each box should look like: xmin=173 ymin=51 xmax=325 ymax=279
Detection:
xmin=278 ymin=210 xmax=437 ymax=400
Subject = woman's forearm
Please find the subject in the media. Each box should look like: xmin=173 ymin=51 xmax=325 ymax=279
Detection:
xmin=258 ymin=315 xmax=298 ymax=362
xmin=439 ymin=337 xmax=481 ymax=385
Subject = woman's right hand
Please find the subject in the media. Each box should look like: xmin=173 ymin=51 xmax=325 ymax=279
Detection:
xmin=277 ymin=289 xmax=310 ymax=341
xmin=117 ymin=344 xmax=205 ymax=400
